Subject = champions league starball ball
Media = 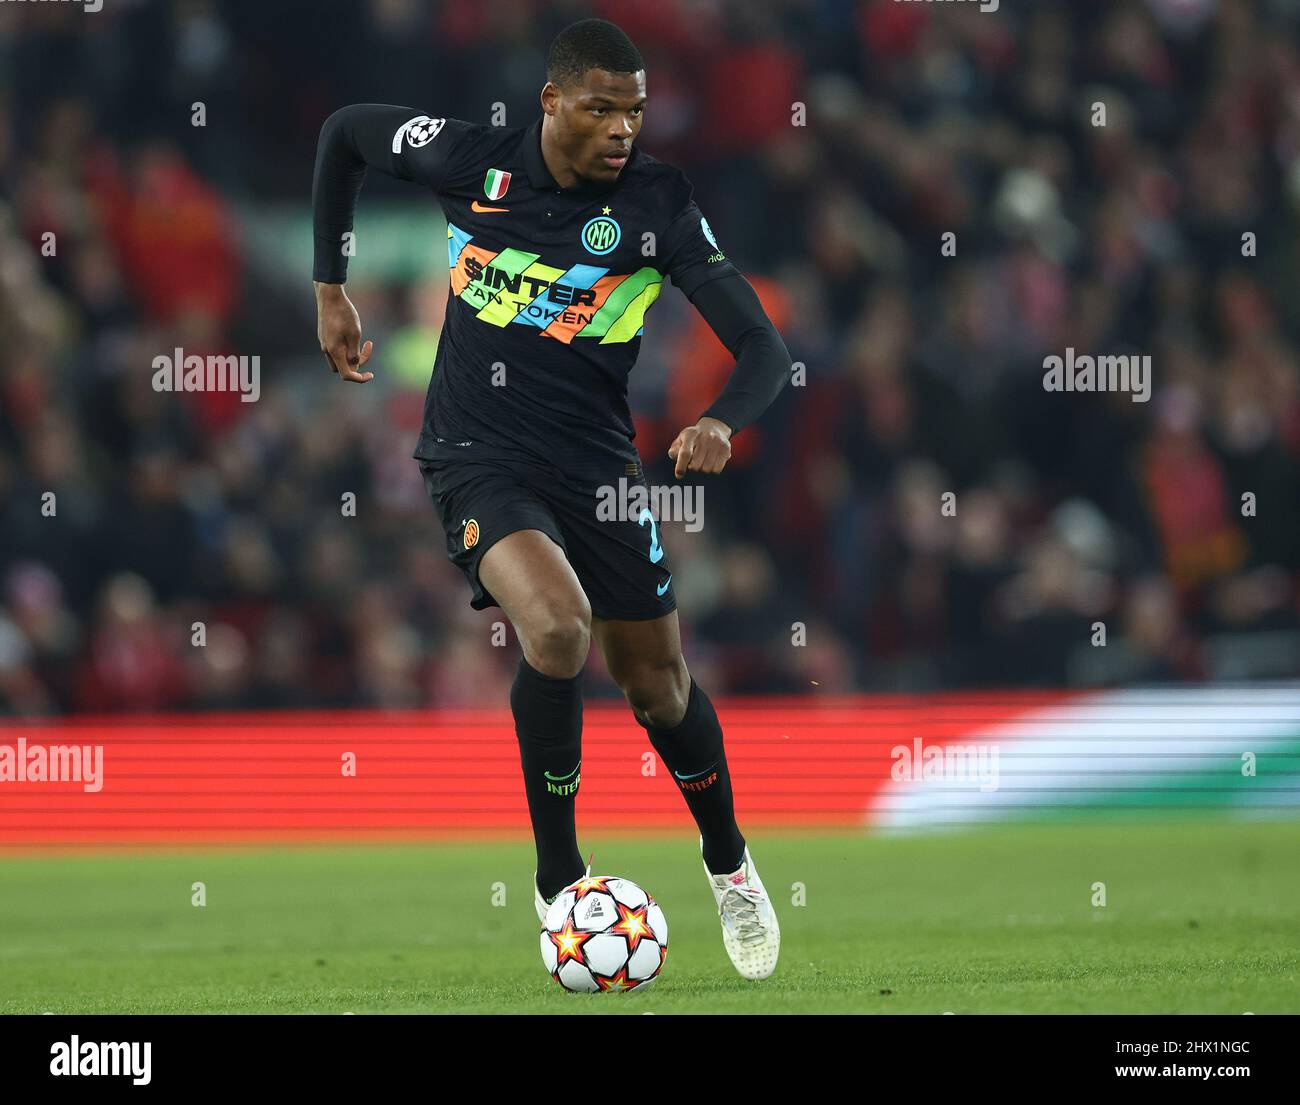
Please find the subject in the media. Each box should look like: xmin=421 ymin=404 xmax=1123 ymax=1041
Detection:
xmin=540 ymin=874 xmax=668 ymax=993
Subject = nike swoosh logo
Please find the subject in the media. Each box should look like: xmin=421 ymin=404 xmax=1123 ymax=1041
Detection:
xmin=471 ymin=201 xmax=510 ymax=213
xmin=656 ymin=575 xmax=672 ymax=596
xmin=543 ymin=763 xmax=580 ymax=782
xmin=674 ymin=762 xmax=715 ymax=781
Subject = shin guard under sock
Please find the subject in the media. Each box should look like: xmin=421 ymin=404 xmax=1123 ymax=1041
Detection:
xmin=640 ymin=678 xmax=746 ymax=876
xmin=511 ymin=656 xmax=586 ymax=900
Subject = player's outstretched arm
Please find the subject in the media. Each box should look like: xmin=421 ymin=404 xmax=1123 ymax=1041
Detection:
xmin=311 ymin=105 xmax=463 ymax=381
xmin=667 ymin=272 xmax=792 ymax=477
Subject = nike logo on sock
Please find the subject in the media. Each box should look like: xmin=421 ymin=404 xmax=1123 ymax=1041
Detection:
xmin=674 ymin=761 xmax=716 ymax=781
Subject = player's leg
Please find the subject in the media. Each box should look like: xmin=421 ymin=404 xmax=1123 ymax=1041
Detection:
xmin=591 ymin=611 xmax=745 ymax=876
xmin=477 ymin=530 xmax=592 ymax=903
xmin=593 ymin=610 xmax=781 ymax=979
xmin=536 ymin=460 xmax=745 ymax=873
xmin=417 ymin=456 xmax=591 ymax=906
xmin=537 ymin=460 xmax=781 ymax=977
xmin=479 ymin=529 xmax=591 ymax=678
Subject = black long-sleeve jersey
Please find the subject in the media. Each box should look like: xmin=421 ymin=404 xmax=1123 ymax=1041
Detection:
xmin=312 ymin=105 xmax=790 ymax=468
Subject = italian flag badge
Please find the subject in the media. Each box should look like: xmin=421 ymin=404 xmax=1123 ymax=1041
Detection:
xmin=484 ymin=168 xmax=511 ymax=201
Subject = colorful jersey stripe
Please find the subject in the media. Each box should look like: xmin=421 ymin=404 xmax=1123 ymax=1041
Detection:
xmin=515 ymin=263 xmax=608 ymax=331
xmin=445 ymin=223 xmax=662 ymax=344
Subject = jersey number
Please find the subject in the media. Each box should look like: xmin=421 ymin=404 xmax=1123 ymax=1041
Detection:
xmin=638 ymin=508 xmax=664 ymax=565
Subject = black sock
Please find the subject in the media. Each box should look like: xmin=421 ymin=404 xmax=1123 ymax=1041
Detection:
xmin=511 ymin=656 xmax=586 ymax=900
xmin=640 ymin=678 xmax=746 ymax=876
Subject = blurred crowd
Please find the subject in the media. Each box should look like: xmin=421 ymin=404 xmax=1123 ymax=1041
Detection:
xmin=2 ymin=0 xmax=1299 ymax=715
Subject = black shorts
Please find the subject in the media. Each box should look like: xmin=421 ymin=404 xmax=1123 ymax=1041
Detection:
xmin=417 ymin=446 xmax=677 ymax=622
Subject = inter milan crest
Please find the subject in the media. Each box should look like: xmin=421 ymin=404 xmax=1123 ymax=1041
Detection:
xmin=581 ymin=215 xmax=621 ymax=255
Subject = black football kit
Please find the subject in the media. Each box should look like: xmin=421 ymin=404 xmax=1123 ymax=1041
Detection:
xmin=312 ymin=105 xmax=790 ymax=620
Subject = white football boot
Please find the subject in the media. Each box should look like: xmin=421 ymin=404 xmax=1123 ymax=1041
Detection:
xmin=535 ymin=859 xmax=592 ymax=924
xmin=702 ymin=837 xmax=780 ymax=980
xmin=534 ymin=873 xmax=550 ymax=924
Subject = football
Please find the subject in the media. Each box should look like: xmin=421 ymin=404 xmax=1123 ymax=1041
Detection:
xmin=540 ymin=874 xmax=668 ymax=993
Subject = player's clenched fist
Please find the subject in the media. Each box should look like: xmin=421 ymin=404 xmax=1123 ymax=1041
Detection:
xmin=314 ymin=281 xmax=375 ymax=382
xmin=668 ymin=417 xmax=733 ymax=478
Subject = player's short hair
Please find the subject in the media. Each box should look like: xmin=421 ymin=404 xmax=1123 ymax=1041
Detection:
xmin=547 ymin=19 xmax=644 ymax=90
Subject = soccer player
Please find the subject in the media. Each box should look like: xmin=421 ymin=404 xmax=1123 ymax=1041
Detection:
xmin=312 ymin=19 xmax=790 ymax=979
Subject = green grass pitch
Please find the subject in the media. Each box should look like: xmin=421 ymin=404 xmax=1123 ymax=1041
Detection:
xmin=1 ymin=819 xmax=1297 ymax=1013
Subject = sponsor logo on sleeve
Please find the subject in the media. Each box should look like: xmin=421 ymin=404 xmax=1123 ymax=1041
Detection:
xmin=700 ymin=216 xmax=725 ymax=262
